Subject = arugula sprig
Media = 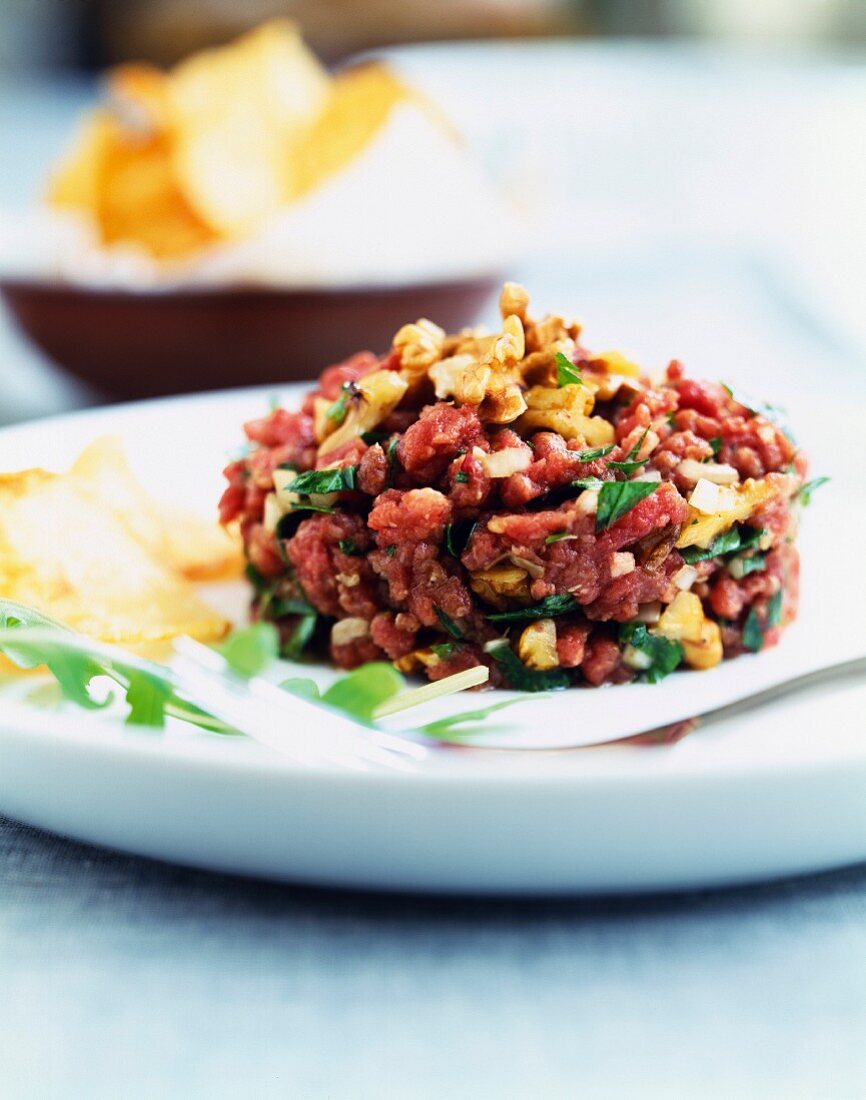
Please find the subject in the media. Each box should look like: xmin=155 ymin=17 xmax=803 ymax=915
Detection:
xmin=0 ymin=600 xmax=522 ymax=742
xmin=0 ymin=601 xmax=230 ymax=732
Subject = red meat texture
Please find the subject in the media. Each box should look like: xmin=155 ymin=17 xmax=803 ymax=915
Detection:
xmin=221 ymin=348 xmax=804 ymax=688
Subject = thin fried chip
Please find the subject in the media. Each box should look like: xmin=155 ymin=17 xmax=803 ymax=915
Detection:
xmin=97 ymin=124 xmax=217 ymax=259
xmin=69 ymin=436 xmax=242 ymax=581
xmin=46 ymin=109 xmax=117 ymax=212
xmin=106 ymin=63 xmax=173 ymax=133
xmin=0 ymin=469 xmax=229 ymax=646
xmin=168 ymin=20 xmax=329 ymax=235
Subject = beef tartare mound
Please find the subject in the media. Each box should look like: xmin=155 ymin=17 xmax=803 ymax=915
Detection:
xmin=220 ymin=284 xmax=808 ymax=690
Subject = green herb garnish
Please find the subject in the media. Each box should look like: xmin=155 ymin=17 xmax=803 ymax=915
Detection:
xmin=619 ymin=622 xmax=684 ymax=684
xmin=708 ymin=436 xmax=722 ymax=457
xmin=576 ymin=444 xmax=615 ymax=462
xmin=434 ymin=606 xmax=464 ymax=639
xmin=545 ymin=532 xmax=574 ymax=545
xmin=283 ymin=613 xmax=318 ymax=660
xmin=487 ymin=640 xmax=571 ymax=692
xmin=0 ymin=601 xmax=228 ymax=732
xmin=219 ymin=622 xmax=280 ymax=677
xmin=444 ymin=519 xmax=477 ymax=559
xmin=742 ymin=607 xmax=764 ymax=652
xmin=797 ymin=476 xmax=830 ymax=506
xmin=607 ymin=427 xmax=650 ymax=474
xmin=386 ymin=438 xmax=400 ymax=488
xmin=320 ymin=662 xmax=405 ymax=722
xmin=680 ymin=525 xmax=764 ymax=565
xmin=595 ymin=481 xmax=658 ymax=532
xmin=487 ymin=594 xmax=578 ymax=623
xmin=767 ymin=588 xmax=783 ymax=628
xmin=555 ymin=351 xmax=582 ymax=387
xmin=338 ymin=538 xmax=357 ymax=555
xmin=419 ymin=698 xmax=523 ymax=739
xmin=430 ymin=641 xmax=463 ymax=659
xmin=290 ymin=465 xmax=357 ymax=495
xmin=326 ymin=392 xmax=350 ymax=424
xmin=571 ymin=476 xmax=606 ymax=491
xmin=360 ymin=430 xmax=388 ymax=445
xmin=454 ymin=470 xmax=470 ymax=484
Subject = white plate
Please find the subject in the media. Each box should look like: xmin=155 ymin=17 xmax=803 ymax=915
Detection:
xmin=0 ymin=386 xmax=863 ymax=894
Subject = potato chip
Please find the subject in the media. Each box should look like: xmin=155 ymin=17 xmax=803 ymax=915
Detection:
xmin=97 ymin=123 xmax=217 ymax=259
xmin=168 ymin=20 xmax=329 ymax=235
xmin=0 ymin=469 xmax=229 ymax=646
xmin=285 ymin=63 xmax=409 ymax=202
xmin=106 ymin=63 xmax=173 ymax=133
xmin=46 ymin=109 xmax=116 ymax=211
xmin=69 ymin=436 xmax=242 ymax=581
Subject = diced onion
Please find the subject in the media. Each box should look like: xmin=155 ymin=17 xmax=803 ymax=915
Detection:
xmin=331 ymin=618 xmax=369 ymax=645
xmin=673 ymin=565 xmax=698 ymax=590
xmin=677 ymin=458 xmax=739 ymax=486
xmin=609 ymin=552 xmax=635 ymax=578
xmin=263 ymin=492 xmax=285 ymax=533
xmin=688 ymin=478 xmax=720 ymax=514
xmin=635 ymin=601 xmax=661 ymax=623
xmin=480 ymin=447 xmax=533 ymax=479
xmin=631 ymin=469 xmax=662 ymax=483
xmin=273 ymin=468 xmax=300 ymax=506
xmin=575 ymin=489 xmax=599 ymax=516
xmin=623 ymin=644 xmax=653 ymax=671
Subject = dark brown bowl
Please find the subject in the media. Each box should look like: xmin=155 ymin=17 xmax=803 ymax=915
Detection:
xmin=0 ymin=276 xmax=502 ymax=400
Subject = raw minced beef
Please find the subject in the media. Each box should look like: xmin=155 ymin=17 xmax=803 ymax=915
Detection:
xmin=220 ymin=284 xmax=808 ymax=690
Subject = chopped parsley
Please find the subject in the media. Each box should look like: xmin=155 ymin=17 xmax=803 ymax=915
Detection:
xmin=360 ymin=430 xmax=388 ymax=445
xmin=434 ymin=606 xmax=464 ymax=639
xmin=558 ymin=354 xmax=585 ymax=389
xmin=430 ymin=641 xmax=463 ymax=659
xmin=555 ymin=351 xmax=583 ymax=387
xmin=742 ymin=607 xmax=764 ymax=652
xmin=384 ymin=544 xmax=397 ymax=558
xmin=797 ymin=476 xmax=830 ymax=506
xmin=619 ymin=622 xmax=684 ymax=683
xmin=454 ymin=470 xmax=470 ymax=484
xmin=444 ymin=519 xmax=477 ymax=559
xmin=290 ymin=465 xmax=357 ymax=495
xmin=576 ymin=444 xmax=615 ymax=462
xmin=595 ymin=481 xmax=658 ymax=533
xmin=607 ymin=427 xmax=650 ymax=474
xmin=545 ymin=532 xmax=574 ymax=545
xmin=486 ymin=593 xmax=578 ymax=623
xmin=386 ymin=438 xmax=400 ymax=488
xmin=326 ymin=392 xmax=349 ymax=424
xmin=680 ymin=525 xmax=764 ymax=565
xmin=742 ymin=590 xmax=783 ymax=652
xmin=708 ymin=436 xmax=723 ymax=457
xmin=337 ymin=538 xmax=357 ymax=555
xmin=487 ymin=640 xmax=571 ymax=692
xmin=728 ymin=553 xmax=766 ymax=578
xmin=571 ymin=476 xmax=605 ymax=492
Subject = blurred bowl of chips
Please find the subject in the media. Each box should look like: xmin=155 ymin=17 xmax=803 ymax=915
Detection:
xmin=0 ymin=22 xmax=514 ymax=398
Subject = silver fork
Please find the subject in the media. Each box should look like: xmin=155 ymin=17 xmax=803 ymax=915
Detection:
xmin=171 ymin=637 xmax=426 ymax=773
